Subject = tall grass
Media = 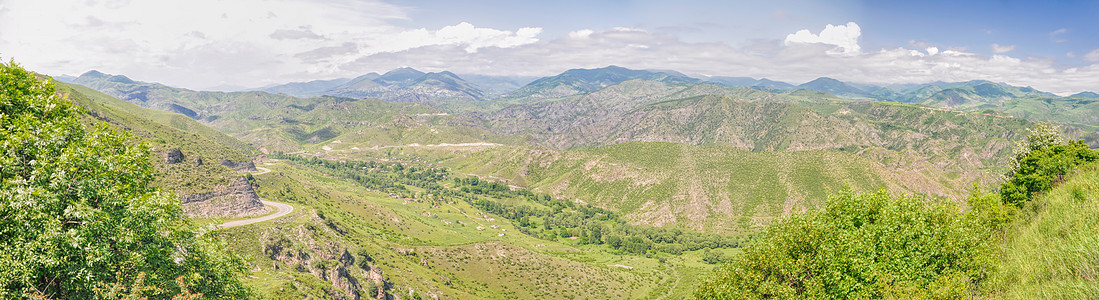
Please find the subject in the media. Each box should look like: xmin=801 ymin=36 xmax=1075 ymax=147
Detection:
xmin=993 ymin=162 xmax=1099 ymax=298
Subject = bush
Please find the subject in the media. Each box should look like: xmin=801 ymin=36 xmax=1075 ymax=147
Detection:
xmin=1001 ymin=140 xmax=1099 ymax=207
xmin=693 ymin=188 xmax=993 ymax=299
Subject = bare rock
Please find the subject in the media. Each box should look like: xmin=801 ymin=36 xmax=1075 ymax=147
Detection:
xmin=164 ymin=148 xmax=184 ymax=164
xmin=180 ymin=176 xmax=267 ymax=218
xmin=220 ymin=159 xmax=258 ymax=172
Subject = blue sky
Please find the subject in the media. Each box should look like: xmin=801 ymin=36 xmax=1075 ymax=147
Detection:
xmin=399 ymin=0 xmax=1098 ymax=64
xmin=1 ymin=0 xmax=1097 ymax=94
xmin=860 ymin=0 xmax=1099 ymax=63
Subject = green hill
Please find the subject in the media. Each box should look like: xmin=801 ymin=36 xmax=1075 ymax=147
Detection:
xmin=993 ymin=161 xmax=1099 ymax=298
xmin=795 ymin=77 xmax=874 ymax=100
xmin=55 ymin=80 xmax=266 ymax=218
xmin=436 ymin=142 xmax=895 ymax=234
xmin=921 ymin=81 xmax=1055 ymax=109
xmin=985 ymin=96 xmax=1099 ymax=127
xmin=69 ymin=71 xmax=512 ymax=153
xmin=482 ymin=92 xmax=1033 ymax=195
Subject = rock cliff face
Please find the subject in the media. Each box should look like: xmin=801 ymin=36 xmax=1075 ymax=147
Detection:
xmin=164 ymin=148 xmax=184 ymax=164
xmin=219 ymin=159 xmax=257 ymax=172
xmin=179 ymin=176 xmax=267 ymax=218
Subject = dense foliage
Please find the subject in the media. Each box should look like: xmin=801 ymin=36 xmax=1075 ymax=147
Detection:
xmin=1001 ymin=123 xmax=1099 ymax=207
xmin=0 ymin=62 xmax=248 ymax=299
xmin=276 ymin=154 xmax=751 ymax=255
xmin=693 ymin=189 xmax=995 ymax=299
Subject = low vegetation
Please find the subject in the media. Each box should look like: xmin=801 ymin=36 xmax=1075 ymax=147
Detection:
xmin=275 ymin=154 xmax=752 ymax=256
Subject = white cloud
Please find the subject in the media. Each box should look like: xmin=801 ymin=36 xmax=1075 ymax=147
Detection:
xmin=784 ymin=22 xmax=861 ymax=55
xmin=991 ymin=44 xmax=1016 ymax=53
xmin=1085 ymin=49 xmax=1099 ymax=62
xmin=569 ymin=29 xmax=595 ymax=39
xmin=0 ymin=0 xmax=539 ymax=89
xmin=433 ymin=22 xmax=541 ymax=53
xmin=1050 ymin=28 xmax=1068 ymax=42
xmin=3 ymin=2 xmax=1098 ymax=96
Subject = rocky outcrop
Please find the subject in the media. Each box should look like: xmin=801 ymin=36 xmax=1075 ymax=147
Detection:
xmin=164 ymin=148 xmax=184 ymax=164
xmin=219 ymin=159 xmax=257 ymax=172
xmin=179 ymin=176 xmax=267 ymax=218
xmin=262 ymin=215 xmax=389 ymax=300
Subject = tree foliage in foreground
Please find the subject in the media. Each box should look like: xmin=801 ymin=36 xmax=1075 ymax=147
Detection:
xmin=693 ymin=189 xmax=994 ymax=299
xmin=0 ymin=61 xmax=249 ymax=299
xmin=1000 ymin=123 xmax=1099 ymax=208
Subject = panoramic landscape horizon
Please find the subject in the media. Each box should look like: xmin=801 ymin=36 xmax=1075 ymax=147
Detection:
xmin=2 ymin=0 xmax=1098 ymax=299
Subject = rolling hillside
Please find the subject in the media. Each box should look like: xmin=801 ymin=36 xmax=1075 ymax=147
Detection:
xmin=435 ymin=142 xmax=895 ymax=234
xmin=55 ymin=79 xmax=266 ymax=218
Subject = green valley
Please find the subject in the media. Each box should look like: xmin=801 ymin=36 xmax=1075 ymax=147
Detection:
xmin=35 ymin=63 xmax=1099 ymax=298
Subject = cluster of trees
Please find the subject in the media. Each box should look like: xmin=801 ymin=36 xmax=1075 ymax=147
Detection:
xmin=1000 ymin=122 xmax=1099 ymax=208
xmin=277 ymin=155 xmax=450 ymax=198
xmin=694 ymin=122 xmax=1099 ymax=299
xmin=284 ymin=154 xmax=749 ymax=256
xmin=0 ymin=62 xmax=248 ymax=298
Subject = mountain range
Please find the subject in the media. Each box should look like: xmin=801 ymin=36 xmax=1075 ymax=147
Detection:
xmin=67 ymin=65 xmax=1099 ymax=125
xmin=60 ymin=68 xmax=1093 ymax=232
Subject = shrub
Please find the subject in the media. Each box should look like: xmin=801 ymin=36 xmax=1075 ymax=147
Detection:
xmin=1001 ymin=140 xmax=1099 ymax=207
xmin=693 ymin=189 xmax=993 ymax=299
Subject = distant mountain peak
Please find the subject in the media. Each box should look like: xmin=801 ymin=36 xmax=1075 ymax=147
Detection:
xmin=380 ymin=67 xmax=424 ymax=76
xmin=79 ymin=70 xmax=109 ymax=79
xmin=794 ymin=77 xmax=872 ymax=99
xmin=428 ymin=70 xmax=461 ymax=78
xmin=1071 ymin=91 xmax=1099 ymax=98
xmin=375 ymin=67 xmax=427 ymax=86
xmin=803 ymin=77 xmax=842 ymax=84
xmin=505 ymin=65 xmax=700 ymax=100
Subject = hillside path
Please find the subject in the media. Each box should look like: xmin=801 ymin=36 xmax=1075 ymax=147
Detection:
xmin=217 ymin=200 xmax=293 ymax=229
xmin=216 ymin=163 xmax=291 ymax=229
xmin=253 ymin=166 xmax=272 ymax=175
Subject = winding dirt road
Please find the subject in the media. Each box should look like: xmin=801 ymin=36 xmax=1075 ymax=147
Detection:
xmin=253 ymin=166 xmax=272 ymax=175
xmin=217 ymin=200 xmax=294 ymax=229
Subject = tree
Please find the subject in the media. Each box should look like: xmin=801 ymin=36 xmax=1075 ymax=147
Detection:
xmin=0 ymin=61 xmax=249 ymax=298
xmin=1006 ymin=122 xmax=1065 ymax=177
xmin=1001 ymin=123 xmax=1099 ymax=207
xmin=701 ymin=249 xmax=724 ymax=265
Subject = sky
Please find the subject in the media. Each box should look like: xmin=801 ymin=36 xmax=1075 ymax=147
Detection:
xmin=1 ymin=0 xmax=1098 ymax=95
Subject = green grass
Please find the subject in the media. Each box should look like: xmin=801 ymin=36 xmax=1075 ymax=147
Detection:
xmin=421 ymin=142 xmax=891 ymax=234
xmin=56 ymin=81 xmax=256 ymax=198
xmin=218 ymin=159 xmax=722 ymax=299
xmin=992 ymin=161 xmax=1099 ymax=298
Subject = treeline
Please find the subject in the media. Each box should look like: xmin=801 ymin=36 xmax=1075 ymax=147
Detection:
xmin=274 ymin=154 xmax=750 ymax=255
